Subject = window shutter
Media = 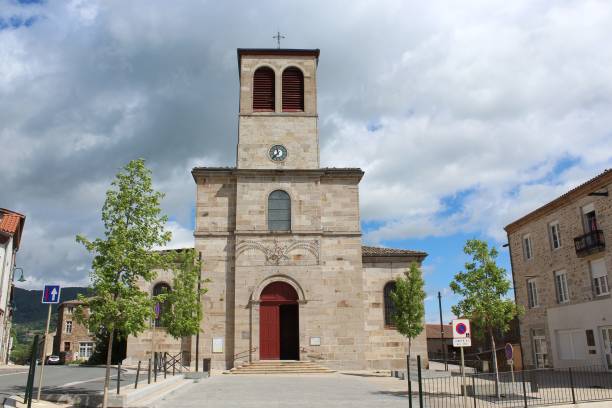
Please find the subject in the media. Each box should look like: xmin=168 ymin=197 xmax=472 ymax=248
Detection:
xmin=591 ymin=258 xmax=607 ymax=278
xmin=282 ymin=68 xmax=304 ymax=111
xmin=253 ymin=67 xmax=275 ymax=111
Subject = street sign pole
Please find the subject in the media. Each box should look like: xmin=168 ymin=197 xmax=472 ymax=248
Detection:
xmin=36 ymin=304 xmax=52 ymax=401
xmin=460 ymin=346 xmax=466 ymax=408
xmin=37 ymin=284 xmax=61 ymax=402
xmin=452 ymin=319 xmax=472 ymax=408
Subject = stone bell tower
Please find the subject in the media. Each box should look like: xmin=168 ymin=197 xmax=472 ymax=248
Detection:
xmin=236 ymin=49 xmax=320 ymax=169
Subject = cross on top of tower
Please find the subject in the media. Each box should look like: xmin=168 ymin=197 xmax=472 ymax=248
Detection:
xmin=273 ymin=31 xmax=285 ymax=49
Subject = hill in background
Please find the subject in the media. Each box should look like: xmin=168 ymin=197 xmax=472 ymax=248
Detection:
xmin=13 ymin=286 xmax=91 ymax=326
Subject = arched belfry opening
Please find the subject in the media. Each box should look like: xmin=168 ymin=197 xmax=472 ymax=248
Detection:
xmin=259 ymin=281 xmax=299 ymax=360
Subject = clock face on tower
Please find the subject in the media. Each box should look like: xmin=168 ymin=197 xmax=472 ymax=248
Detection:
xmin=269 ymin=145 xmax=288 ymax=162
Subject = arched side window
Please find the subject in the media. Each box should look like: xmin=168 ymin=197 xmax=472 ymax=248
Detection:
xmin=268 ymin=190 xmax=291 ymax=231
xmin=253 ymin=67 xmax=275 ymax=111
xmin=384 ymin=281 xmax=397 ymax=327
xmin=282 ymin=67 xmax=304 ymax=112
xmin=152 ymin=282 xmax=171 ymax=328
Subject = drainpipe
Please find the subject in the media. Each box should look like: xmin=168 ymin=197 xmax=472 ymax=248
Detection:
xmin=505 ymin=233 xmax=527 ymax=371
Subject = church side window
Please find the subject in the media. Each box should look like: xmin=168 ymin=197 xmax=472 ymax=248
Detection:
xmin=152 ymin=282 xmax=171 ymax=327
xmin=253 ymin=67 xmax=275 ymax=111
xmin=384 ymin=281 xmax=397 ymax=327
xmin=282 ymin=67 xmax=304 ymax=111
xmin=268 ymin=190 xmax=291 ymax=231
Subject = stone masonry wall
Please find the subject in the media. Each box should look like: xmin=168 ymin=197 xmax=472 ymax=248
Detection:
xmin=508 ymin=179 xmax=612 ymax=368
xmin=362 ymin=257 xmax=428 ymax=370
xmin=237 ymin=54 xmax=319 ymax=170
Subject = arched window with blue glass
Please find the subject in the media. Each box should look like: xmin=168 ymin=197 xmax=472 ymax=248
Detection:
xmin=152 ymin=282 xmax=171 ymax=327
xmin=384 ymin=281 xmax=397 ymax=327
xmin=268 ymin=190 xmax=291 ymax=231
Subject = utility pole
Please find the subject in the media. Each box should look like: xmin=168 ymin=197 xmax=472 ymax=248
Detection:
xmin=438 ymin=291 xmax=448 ymax=371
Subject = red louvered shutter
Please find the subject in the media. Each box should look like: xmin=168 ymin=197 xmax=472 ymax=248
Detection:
xmin=282 ymin=68 xmax=304 ymax=112
xmin=252 ymin=67 xmax=275 ymax=111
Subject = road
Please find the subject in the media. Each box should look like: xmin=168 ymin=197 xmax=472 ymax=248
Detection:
xmin=0 ymin=365 xmax=139 ymax=398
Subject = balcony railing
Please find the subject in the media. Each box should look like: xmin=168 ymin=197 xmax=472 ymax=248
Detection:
xmin=574 ymin=229 xmax=605 ymax=257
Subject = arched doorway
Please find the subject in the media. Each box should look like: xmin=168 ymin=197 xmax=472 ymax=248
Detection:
xmin=259 ymin=281 xmax=299 ymax=360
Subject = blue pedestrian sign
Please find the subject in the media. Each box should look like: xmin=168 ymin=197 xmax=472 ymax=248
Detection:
xmin=42 ymin=285 xmax=61 ymax=304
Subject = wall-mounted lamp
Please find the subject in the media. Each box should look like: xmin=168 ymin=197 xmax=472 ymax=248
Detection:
xmin=13 ymin=267 xmax=26 ymax=283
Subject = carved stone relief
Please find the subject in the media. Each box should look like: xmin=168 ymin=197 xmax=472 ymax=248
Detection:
xmin=236 ymin=239 xmax=320 ymax=266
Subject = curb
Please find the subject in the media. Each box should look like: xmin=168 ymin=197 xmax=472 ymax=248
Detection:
xmin=26 ymin=374 xmax=195 ymax=407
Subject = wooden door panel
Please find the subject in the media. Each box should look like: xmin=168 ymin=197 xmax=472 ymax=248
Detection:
xmin=259 ymin=304 xmax=280 ymax=359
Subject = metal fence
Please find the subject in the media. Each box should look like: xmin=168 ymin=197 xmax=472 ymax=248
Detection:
xmin=417 ymin=362 xmax=612 ymax=408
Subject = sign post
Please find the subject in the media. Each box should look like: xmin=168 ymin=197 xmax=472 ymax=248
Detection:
xmin=452 ymin=319 xmax=472 ymax=408
xmin=37 ymin=285 xmax=61 ymax=401
xmin=505 ymin=343 xmax=515 ymax=383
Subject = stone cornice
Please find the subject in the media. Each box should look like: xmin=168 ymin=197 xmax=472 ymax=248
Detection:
xmin=191 ymin=167 xmax=364 ymax=182
xmin=194 ymin=230 xmax=362 ymax=238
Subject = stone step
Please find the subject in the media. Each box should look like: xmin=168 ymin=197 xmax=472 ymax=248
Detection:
xmin=230 ymin=360 xmax=335 ymax=375
xmin=231 ymin=370 xmax=334 ymax=374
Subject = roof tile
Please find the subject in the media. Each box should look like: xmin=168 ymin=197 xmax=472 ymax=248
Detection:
xmin=361 ymin=245 xmax=427 ymax=257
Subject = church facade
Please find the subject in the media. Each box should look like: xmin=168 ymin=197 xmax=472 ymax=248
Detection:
xmin=127 ymin=49 xmax=428 ymax=371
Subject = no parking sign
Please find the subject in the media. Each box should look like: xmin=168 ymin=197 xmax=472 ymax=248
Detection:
xmin=452 ymin=319 xmax=472 ymax=347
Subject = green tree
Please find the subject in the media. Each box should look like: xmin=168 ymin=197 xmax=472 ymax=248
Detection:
xmin=162 ymin=249 xmax=208 ymax=338
xmin=76 ymin=159 xmax=171 ymax=408
xmin=390 ymin=262 xmax=426 ymax=360
xmin=450 ymin=239 xmax=522 ymax=399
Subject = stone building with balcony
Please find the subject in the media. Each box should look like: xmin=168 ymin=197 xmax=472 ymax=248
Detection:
xmin=505 ymin=169 xmax=612 ymax=370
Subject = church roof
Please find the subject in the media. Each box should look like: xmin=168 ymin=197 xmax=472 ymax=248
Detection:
xmin=361 ymin=245 xmax=427 ymax=258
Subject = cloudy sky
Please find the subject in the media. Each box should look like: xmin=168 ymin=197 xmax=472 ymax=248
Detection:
xmin=2 ymin=0 xmax=612 ymax=322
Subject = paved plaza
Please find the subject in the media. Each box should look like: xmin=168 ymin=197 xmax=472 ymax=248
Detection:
xmin=153 ymin=373 xmax=415 ymax=408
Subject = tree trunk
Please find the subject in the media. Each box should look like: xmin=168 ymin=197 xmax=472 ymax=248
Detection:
xmin=102 ymin=328 xmax=115 ymax=408
xmin=489 ymin=327 xmax=500 ymax=399
xmin=408 ymin=337 xmax=412 ymax=362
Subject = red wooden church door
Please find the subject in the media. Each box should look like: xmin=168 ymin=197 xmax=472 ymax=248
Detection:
xmin=259 ymin=304 xmax=280 ymax=359
xmin=259 ymin=282 xmax=299 ymax=360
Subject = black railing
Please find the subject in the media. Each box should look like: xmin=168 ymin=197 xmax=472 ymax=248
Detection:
xmin=418 ymin=364 xmax=612 ymax=408
xmin=574 ymin=230 xmax=605 ymax=257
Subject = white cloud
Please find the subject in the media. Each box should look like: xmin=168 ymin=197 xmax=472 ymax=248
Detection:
xmin=2 ymin=0 xmax=612 ymax=287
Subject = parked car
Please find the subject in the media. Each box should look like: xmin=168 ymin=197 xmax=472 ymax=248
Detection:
xmin=46 ymin=355 xmax=61 ymax=365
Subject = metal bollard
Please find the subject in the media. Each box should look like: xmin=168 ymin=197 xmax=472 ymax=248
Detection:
xmin=25 ymin=335 xmax=39 ymax=407
xmin=417 ymin=355 xmax=423 ymax=408
xmin=154 ymin=352 xmax=158 ymax=382
xmin=147 ymin=358 xmax=152 ymax=384
xmin=116 ymin=363 xmax=121 ymax=395
xmin=407 ymin=355 xmax=413 ymax=408
xmin=135 ymin=361 xmax=141 ymax=389
xmin=164 ymin=353 xmax=167 ymax=379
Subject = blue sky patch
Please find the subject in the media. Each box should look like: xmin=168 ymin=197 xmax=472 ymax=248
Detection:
xmin=0 ymin=15 xmax=37 ymax=30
